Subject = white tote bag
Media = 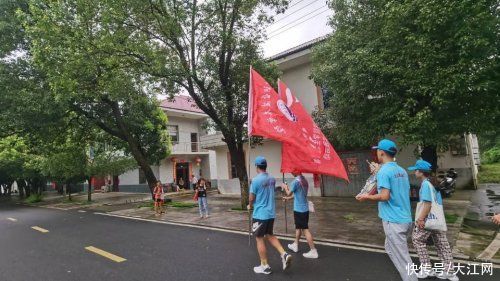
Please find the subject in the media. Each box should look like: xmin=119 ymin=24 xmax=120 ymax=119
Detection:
xmin=416 ymin=184 xmax=447 ymax=232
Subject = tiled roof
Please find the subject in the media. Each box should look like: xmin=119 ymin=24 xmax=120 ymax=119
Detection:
xmin=160 ymin=95 xmax=204 ymax=113
xmin=267 ymin=34 xmax=329 ymax=61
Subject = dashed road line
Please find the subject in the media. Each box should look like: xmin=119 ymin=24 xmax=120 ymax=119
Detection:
xmin=78 ymin=210 xmax=87 ymax=213
xmin=7 ymin=218 xmax=17 ymax=222
xmin=31 ymin=226 xmax=49 ymax=233
xmin=85 ymin=246 xmax=126 ymax=263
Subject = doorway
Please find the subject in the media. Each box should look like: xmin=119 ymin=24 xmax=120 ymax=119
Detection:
xmin=175 ymin=162 xmax=190 ymax=189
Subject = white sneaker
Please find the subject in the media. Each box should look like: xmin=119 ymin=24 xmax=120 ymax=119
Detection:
xmin=437 ymin=272 xmax=459 ymax=281
xmin=281 ymin=252 xmax=292 ymax=270
xmin=287 ymin=243 xmax=298 ymax=253
xmin=303 ymin=248 xmax=318 ymax=259
xmin=416 ymin=267 xmax=435 ymax=279
xmin=253 ymin=264 xmax=272 ymax=274
xmin=204 ymin=214 xmax=209 ymax=218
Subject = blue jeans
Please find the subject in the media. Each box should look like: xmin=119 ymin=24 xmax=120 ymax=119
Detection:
xmin=198 ymin=197 xmax=208 ymax=216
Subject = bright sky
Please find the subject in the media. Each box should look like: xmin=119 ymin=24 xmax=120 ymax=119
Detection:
xmin=262 ymin=0 xmax=333 ymax=57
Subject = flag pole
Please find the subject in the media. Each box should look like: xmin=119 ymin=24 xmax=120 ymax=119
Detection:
xmin=277 ymin=78 xmax=288 ymax=234
xmin=283 ymin=172 xmax=288 ymax=234
xmin=247 ymin=66 xmax=253 ymax=246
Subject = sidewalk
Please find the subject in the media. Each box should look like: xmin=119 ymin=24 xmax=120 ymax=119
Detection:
xmin=89 ymin=191 xmax=469 ymax=250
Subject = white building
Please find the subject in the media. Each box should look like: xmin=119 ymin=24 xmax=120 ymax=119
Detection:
xmin=200 ymin=37 xmax=480 ymax=196
xmin=118 ymin=96 xmax=217 ymax=192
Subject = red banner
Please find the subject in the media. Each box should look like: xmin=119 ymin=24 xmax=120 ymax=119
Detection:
xmin=247 ymin=68 xmax=348 ymax=181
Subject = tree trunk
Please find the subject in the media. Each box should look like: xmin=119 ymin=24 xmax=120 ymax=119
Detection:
xmin=107 ymin=100 xmax=157 ymax=198
xmin=421 ymin=145 xmax=438 ymax=172
xmin=227 ymin=139 xmax=249 ymax=208
xmin=87 ymin=177 xmax=92 ymax=202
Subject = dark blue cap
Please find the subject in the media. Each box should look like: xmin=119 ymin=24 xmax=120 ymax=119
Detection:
xmin=408 ymin=159 xmax=432 ymax=171
xmin=254 ymin=156 xmax=267 ymax=166
xmin=372 ymin=139 xmax=398 ymax=155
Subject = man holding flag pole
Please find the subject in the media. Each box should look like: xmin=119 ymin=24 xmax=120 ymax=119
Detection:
xmin=247 ymin=67 xmax=348 ymax=273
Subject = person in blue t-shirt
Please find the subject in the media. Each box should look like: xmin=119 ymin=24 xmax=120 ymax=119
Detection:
xmin=356 ymin=139 xmax=416 ymax=281
xmin=409 ymin=160 xmax=458 ymax=281
xmin=247 ymin=156 xmax=292 ymax=275
xmin=282 ymin=172 xmax=318 ymax=259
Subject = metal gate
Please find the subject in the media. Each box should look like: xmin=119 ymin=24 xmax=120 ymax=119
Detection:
xmin=322 ymin=150 xmax=374 ymax=197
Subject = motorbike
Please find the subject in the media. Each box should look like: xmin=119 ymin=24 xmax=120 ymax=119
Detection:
xmin=436 ymin=168 xmax=458 ymax=198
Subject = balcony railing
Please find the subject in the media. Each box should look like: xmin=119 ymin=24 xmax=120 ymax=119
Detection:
xmin=171 ymin=142 xmax=208 ymax=153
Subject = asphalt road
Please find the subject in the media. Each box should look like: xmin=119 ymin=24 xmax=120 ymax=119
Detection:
xmin=0 ymin=201 xmax=497 ymax=281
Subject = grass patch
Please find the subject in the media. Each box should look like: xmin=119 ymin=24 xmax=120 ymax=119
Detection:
xmin=445 ymin=213 xmax=459 ymax=224
xmin=166 ymin=201 xmax=197 ymax=208
xmin=137 ymin=201 xmax=154 ymax=208
xmin=24 ymin=194 xmax=43 ymax=204
xmin=136 ymin=200 xmax=196 ymax=209
xmin=230 ymin=206 xmax=248 ymax=212
xmin=478 ymin=163 xmax=500 ymax=183
xmin=343 ymin=213 xmax=356 ymax=223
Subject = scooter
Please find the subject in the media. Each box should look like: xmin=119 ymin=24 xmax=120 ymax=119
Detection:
xmin=437 ymin=168 xmax=458 ymax=198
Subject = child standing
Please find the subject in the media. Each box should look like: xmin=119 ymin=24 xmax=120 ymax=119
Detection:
xmin=195 ymin=178 xmax=209 ymax=218
xmin=409 ymin=160 xmax=458 ymax=281
xmin=153 ymin=181 xmax=164 ymax=215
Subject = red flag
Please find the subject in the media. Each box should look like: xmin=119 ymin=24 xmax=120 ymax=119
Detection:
xmin=248 ymin=69 xmax=308 ymax=148
xmin=277 ymin=81 xmax=348 ymax=181
xmin=247 ymin=68 xmax=348 ymax=181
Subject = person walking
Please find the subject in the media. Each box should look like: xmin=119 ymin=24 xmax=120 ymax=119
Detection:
xmin=248 ymin=156 xmax=292 ymax=275
xmin=409 ymin=160 xmax=458 ymax=281
xmin=282 ymin=172 xmax=318 ymax=259
xmin=356 ymin=139 xmax=417 ymax=281
xmin=195 ymin=178 xmax=209 ymax=218
xmin=153 ymin=181 xmax=164 ymax=215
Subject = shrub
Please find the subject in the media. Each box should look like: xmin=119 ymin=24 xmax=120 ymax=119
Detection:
xmin=25 ymin=194 xmax=43 ymax=204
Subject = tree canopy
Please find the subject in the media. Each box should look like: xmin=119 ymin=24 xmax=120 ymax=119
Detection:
xmin=312 ymin=0 xmax=499 ymax=154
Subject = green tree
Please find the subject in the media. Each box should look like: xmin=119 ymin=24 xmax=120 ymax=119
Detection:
xmin=22 ymin=0 xmax=171 ymax=195
xmin=100 ymin=0 xmax=285 ymax=207
xmin=312 ymin=0 xmax=499 ymax=168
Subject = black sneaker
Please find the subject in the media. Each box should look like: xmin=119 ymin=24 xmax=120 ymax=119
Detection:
xmin=281 ymin=252 xmax=292 ymax=270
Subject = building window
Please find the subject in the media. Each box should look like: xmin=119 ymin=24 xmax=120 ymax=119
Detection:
xmin=139 ymin=168 xmax=147 ymax=184
xmin=167 ymin=125 xmax=179 ymax=143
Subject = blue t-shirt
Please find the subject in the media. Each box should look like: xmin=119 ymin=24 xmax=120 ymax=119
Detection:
xmin=250 ymin=172 xmax=276 ymax=220
xmin=376 ymin=162 xmax=412 ymax=223
xmin=290 ymin=176 xmax=309 ymax=213
xmin=419 ymin=179 xmax=443 ymax=205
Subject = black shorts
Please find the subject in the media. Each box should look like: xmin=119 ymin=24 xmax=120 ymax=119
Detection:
xmin=252 ymin=219 xmax=274 ymax=237
xmin=294 ymin=211 xmax=309 ymax=229
xmin=155 ymin=198 xmax=163 ymax=203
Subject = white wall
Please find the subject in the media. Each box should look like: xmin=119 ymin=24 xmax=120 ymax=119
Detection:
xmin=119 ymin=166 xmax=160 ymax=185
xmin=167 ymin=116 xmax=205 ymax=143
xmin=280 ymin=63 xmax=319 ymax=114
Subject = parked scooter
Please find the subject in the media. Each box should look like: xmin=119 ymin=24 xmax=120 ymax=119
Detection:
xmin=437 ymin=168 xmax=458 ymax=198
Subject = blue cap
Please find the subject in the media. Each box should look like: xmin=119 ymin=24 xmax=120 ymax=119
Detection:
xmin=372 ymin=139 xmax=398 ymax=155
xmin=408 ymin=159 xmax=432 ymax=171
xmin=254 ymin=156 xmax=267 ymax=166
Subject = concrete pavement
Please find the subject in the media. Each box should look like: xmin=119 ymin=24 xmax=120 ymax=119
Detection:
xmin=0 ymin=200 xmax=497 ymax=281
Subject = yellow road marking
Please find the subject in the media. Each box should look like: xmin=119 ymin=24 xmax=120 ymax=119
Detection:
xmin=31 ymin=226 xmax=49 ymax=233
xmin=7 ymin=218 xmax=17 ymax=222
xmin=85 ymin=246 xmax=126 ymax=263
